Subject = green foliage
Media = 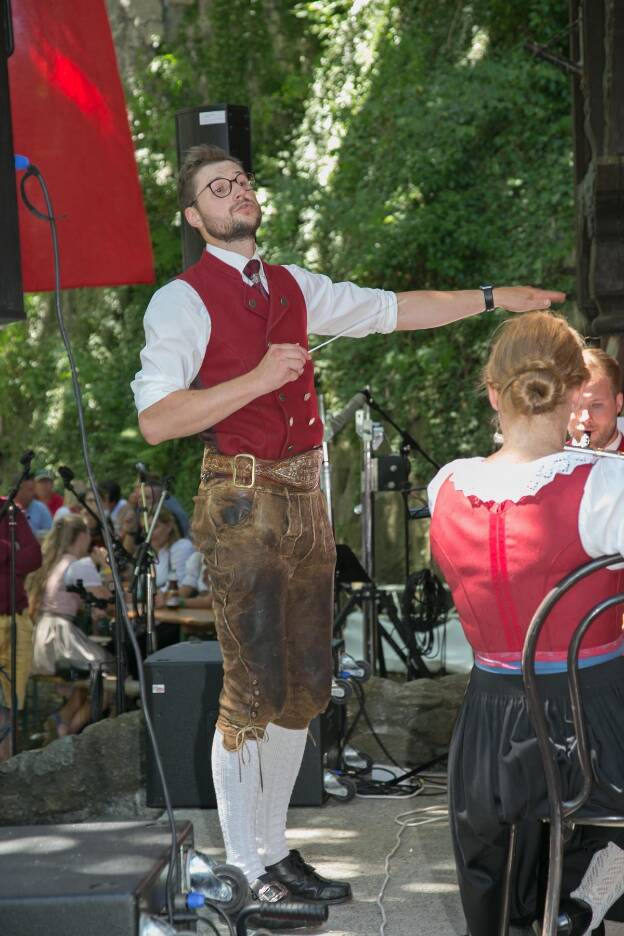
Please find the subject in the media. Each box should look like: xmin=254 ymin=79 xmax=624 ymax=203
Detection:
xmin=1 ymin=0 xmax=575 ymax=560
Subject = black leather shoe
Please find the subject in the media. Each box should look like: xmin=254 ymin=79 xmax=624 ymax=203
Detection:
xmin=248 ymin=874 xmax=311 ymax=931
xmin=265 ymin=849 xmax=352 ymax=904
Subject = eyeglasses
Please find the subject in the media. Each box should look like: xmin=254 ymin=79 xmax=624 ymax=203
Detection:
xmin=191 ymin=171 xmax=255 ymax=204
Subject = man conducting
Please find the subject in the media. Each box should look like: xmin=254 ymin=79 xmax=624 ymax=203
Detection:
xmin=132 ymin=144 xmax=564 ymax=916
xmin=569 ymin=347 xmax=624 ymax=451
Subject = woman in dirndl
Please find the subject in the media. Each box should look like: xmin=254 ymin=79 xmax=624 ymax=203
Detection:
xmin=28 ymin=513 xmax=113 ymax=738
xmin=428 ymin=311 xmax=624 ymax=935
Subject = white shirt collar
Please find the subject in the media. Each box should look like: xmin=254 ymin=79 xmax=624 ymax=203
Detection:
xmin=205 ymin=243 xmax=263 ymax=281
xmin=605 ymin=431 xmax=623 ymax=452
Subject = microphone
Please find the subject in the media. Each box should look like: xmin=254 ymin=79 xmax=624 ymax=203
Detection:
xmin=324 ymin=391 xmax=367 ymax=443
xmin=19 ymin=450 xmax=35 ymax=468
xmin=58 ymin=465 xmax=75 ymax=486
xmin=135 ymin=461 xmax=148 ymax=482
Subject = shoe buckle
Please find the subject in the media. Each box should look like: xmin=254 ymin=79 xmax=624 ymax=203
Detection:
xmin=233 ymin=453 xmax=255 ymax=488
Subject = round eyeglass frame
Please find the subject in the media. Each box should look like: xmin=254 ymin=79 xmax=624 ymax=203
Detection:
xmin=191 ymin=170 xmax=255 ymax=204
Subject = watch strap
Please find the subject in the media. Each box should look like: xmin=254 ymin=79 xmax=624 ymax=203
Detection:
xmin=480 ymin=283 xmax=495 ymax=311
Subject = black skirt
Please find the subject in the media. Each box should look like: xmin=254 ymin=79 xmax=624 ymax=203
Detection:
xmin=449 ymin=657 xmax=624 ymax=934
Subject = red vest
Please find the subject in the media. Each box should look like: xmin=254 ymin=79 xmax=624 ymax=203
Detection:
xmin=178 ymin=251 xmax=322 ymax=459
xmin=430 ymin=463 xmax=624 ymax=665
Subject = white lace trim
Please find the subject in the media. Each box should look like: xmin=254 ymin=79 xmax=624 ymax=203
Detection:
xmin=447 ymin=450 xmax=597 ymax=504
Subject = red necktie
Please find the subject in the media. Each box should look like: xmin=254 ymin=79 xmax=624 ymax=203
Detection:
xmin=243 ymin=258 xmax=269 ymax=301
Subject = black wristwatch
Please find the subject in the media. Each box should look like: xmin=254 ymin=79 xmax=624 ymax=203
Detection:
xmin=480 ymin=283 xmax=495 ymax=312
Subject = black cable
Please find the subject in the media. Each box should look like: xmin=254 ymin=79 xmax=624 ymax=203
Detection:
xmin=197 ymin=902 xmax=236 ymax=936
xmin=19 ymin=166 xmax=178 ymax=925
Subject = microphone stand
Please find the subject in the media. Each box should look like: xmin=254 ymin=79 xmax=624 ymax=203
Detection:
xmin=0 ymin=451 xmax=35 ymax=755
xmin=361 ymin=388 xmax=439 ymax=583
xmin=60 ymin=473 xmax=132 ymax=714
xmin=133 ymin=478 xmax=169 ymax=657
xmin=317 ymin=392 xmax=334 ymax=528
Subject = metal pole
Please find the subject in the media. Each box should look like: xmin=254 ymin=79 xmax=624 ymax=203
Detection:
xmin=8 ymin=501 xmax=18 ymax=755
xmin=357 ymin=396 xmax=379 ymax=671
xmin=317 ymin=393 xmax=334 ymax=528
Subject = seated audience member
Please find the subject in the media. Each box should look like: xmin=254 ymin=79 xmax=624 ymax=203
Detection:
xmin=99 ymin=480 xmax=128 ymax=534
xmin=569 ymin=347 xmax=624 ymax=451
xmin=27 ymin=514 xmax=113 ymax=738
xmin=0 ymin=496 xmax=42 ymax=762
xmin=128 ymin=474 xmax=190 ymax=538
xmin=34 ymin=469 xmax=64 ymax=517
xmin=54 ymin=480 xmax=87 ymax=521
xmin=150 ymin=509 xmax=195 ymax=590
xmin=15 ymin=473 xmax=52 ymax=538
xmin=179 ymin=551 xmax=213 ymax=609
xmin=428 ymin=312 xmax=624 ymax=935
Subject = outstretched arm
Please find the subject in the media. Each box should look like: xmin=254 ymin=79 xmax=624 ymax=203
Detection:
xmin=395 ymin=286 xmax=567 ymax=331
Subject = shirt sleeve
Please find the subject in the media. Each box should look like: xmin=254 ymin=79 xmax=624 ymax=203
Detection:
xmin=131 ymin=279 xmax=212 ymax=414
xmin=64 ymin=557 xmax=103 ymax=588
xmin=181 ymin=550 xmax=202 ymax=590
xmin=427 ymin=461 xmax=463 ymax=515
xmin=285 ymin=265 xmax=397 ymax=338
xmin=170 ymin=538 xmax=196 ymax=583
xmin=578 ymin=459 xmax=624 ymax=558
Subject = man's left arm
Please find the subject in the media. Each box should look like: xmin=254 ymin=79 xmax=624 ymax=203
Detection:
xmin=395 ymin=286 xmax=566 ymax=331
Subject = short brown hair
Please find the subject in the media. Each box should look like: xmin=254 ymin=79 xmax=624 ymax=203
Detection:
xmin=483 ymin=311 xmax=588 ymax=416
xmin=177 ymin=144 xmax=243 ymax=210
xmin=583 ymin=347 xmax=622 ymax=397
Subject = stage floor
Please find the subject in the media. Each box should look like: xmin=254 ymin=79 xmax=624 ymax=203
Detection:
xmin=175 ymin=791 xmax=624 ymax=936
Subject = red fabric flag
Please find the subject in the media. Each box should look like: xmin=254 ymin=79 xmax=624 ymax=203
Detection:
xmin=8 ymin=0 xmax=155 ymax=291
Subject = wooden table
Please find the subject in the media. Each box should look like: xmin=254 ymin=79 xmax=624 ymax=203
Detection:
xmin=154 ymin=607 xmax=216 ymax=639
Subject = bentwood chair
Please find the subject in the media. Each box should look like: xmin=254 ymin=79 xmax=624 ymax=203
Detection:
xmin=498 ymin=554 xmax=624 ymax=936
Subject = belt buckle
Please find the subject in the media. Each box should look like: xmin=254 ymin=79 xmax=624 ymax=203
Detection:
xmin=233 ymin=453 xmax=255 ymax=488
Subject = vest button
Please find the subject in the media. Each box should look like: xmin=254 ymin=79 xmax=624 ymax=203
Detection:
xmin=289 ymin=417 xmax=294 ymax=427
xmin=248 ymin=298 xmax=257 ymax=309
xmin=287 ymin=444 xmax=294 ymax=451
xmin=308 ymin=417 xmax=316 ymax=426
xmin=280 ymin=296 xmax=288 ymax=306
xmin=303 ymin=392 xmax=311 ymax=401
xmin=278 ymin=393 xmax=286 ymax=402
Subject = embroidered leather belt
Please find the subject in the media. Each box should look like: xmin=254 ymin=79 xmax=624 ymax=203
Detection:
xmin=200 ymin=447 xmax=322 ymax=493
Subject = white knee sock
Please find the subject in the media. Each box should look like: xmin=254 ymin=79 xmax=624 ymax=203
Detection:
xmin=256 ymin=723 xmax=308 ymax=867
xmin=211 ymin=728 xmax=266 ymax=883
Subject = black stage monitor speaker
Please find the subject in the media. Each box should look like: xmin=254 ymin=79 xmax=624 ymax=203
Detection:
xmin=0 ymin=0 xmax=25 ymax=324
xmin=0 ymin=819 xmax=193 ymax=936
xmin=145 ymin=641 xmax=343 ymax=808
xmin=175 ymin=103 xmax=252 ymax=269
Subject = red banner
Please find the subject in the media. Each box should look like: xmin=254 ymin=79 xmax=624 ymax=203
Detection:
xmin=8 ymin=0 xmax=155 ymax=291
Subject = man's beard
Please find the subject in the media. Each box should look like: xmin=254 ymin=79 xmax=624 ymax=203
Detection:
xmin=198 ymin=203 xmax=262 ymax=243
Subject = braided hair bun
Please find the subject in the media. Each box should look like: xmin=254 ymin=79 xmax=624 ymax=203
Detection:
xmin=483 ymin=312 xmax=588 ymax=417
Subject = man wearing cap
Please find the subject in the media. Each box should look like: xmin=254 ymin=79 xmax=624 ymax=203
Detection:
xmin=15 ymin=475 xmax=52 ymax=539
xmin=34 ymin=469 xmax=64 ymax=518
xmin=132 ymin=143 xmax=566 ymax=916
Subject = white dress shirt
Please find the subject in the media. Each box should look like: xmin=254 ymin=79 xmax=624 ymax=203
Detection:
xmin=131 ymin=244 xmax=397 ymax=414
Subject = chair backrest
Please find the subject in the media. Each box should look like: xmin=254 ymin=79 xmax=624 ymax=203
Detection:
xmin=521 ymin=553 xmax=624 ymax=936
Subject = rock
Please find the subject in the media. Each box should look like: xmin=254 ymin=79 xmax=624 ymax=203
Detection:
xmin=0 ymin=711 xmax=158 ymax=826
xmin=347 ymin=673 xmax=469 ymax=767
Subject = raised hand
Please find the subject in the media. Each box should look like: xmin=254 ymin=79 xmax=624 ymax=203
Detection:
xmin=494 ymin=286 xmax=567 ymax=313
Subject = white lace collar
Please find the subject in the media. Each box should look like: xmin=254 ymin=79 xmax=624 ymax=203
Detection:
xmin=430 ymin=450 xmax=597 ymax=509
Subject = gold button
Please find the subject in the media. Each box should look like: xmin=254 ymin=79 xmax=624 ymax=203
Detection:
xmin=278 ymin=393 xmax=286 ymax=402
xmin=249 ymin=298 xmax=257 ymax=309
xmin=308 ymin=417 xmax=316 ymax=426
xmin=280 ymin=297 xmax=288 ymax=306
xmin=289 ymin=417 xmax=294 ymax=427
xmin=287 ymin=444 xmax=294 ymax=451
xmin=303 ymin=393 xmax=311 ymax=401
